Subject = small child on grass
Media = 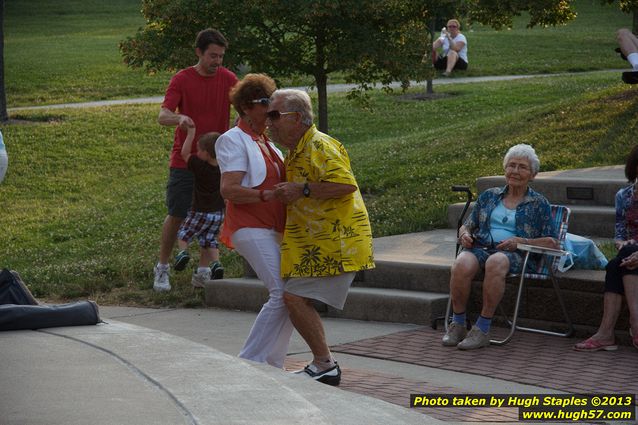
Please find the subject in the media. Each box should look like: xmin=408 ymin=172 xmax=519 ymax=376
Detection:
xmin=173 ymin=126 xmax=225 ymax=288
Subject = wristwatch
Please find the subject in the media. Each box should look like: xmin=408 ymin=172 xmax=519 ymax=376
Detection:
xmin=303 ymin=182 xmax=311 ymax=198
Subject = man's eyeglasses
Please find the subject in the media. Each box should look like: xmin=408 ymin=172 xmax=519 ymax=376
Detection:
xmin=266 ymin=110 xmax=297 ymax=121
xmin=447 ymin=24 xmax=458 ymax=28
xmin=251 ymin=98 xmax=271 ymax=106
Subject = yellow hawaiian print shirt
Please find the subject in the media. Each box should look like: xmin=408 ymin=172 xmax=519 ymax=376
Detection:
xmin=280 ymin=125 xmax=375 ymax=278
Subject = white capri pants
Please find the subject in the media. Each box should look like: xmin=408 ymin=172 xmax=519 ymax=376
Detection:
xmin=231 ymin=227 xmax=294 ymax=369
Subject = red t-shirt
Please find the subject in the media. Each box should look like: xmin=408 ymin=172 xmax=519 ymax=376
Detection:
xmin=162 ymin=66 xmax=238 ymax=169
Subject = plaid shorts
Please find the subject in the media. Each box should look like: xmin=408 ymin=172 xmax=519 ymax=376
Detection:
xmin=177 ymin=210 xmax=224 ymax=249
xmin=463 ymin=247 xmax=524 ymax=275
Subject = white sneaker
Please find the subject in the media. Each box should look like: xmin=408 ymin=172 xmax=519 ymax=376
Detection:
xmin=457 ymin=325 xmax=490 ymax=350
xmin=191 ymin=269 xmax=211 ymax=288
xmin=442 ymin=321 xmax=467 ymax=346
xmin=153 ymin=265 xmax=171 ymax=292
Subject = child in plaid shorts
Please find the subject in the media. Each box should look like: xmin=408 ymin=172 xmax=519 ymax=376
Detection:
xmin=174 ymin=127 xmax=225 ymax=287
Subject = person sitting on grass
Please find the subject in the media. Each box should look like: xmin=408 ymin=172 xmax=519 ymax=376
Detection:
xmin=173 ymin=127 xmax=225 ymax=288
xmin=432 ymin=18 xmax=468 ymax=77
xmin=616 ymin=28 xmax=638 ymax=84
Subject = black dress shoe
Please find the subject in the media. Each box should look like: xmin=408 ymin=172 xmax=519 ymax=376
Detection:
xmin=293 ymin=362 xmax=341 ymax=386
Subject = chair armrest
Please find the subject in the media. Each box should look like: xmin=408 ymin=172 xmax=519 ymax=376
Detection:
xmin=517 ymin=243 xmax=568 ymax=257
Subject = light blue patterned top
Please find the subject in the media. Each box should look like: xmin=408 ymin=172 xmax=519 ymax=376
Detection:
xmin=0 ymin=131 xmax=4 ymax=150
xmin=464 ymin=185 xmax=557 ymax=247
xmin=614 ymin=184 xmax=638 ymax=241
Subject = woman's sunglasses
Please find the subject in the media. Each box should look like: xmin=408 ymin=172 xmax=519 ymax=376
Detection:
xmin=251 ymin=98 xmax=271 ymax=106
xmin=266 ymin=110 xmax=297 ymax=120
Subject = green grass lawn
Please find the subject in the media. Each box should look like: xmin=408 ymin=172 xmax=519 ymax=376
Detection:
xmin=465 ymin=1 xmax=631 ymax=76
xmin=1 ymin=73 xmax=636 ymax=305
xmin=4 ymin=0 xmax=633 ymax=108
xmin=5 ymin=0 xmax=173 ymax=106
xmin=1 ymin=0 xmax=636 ymax=306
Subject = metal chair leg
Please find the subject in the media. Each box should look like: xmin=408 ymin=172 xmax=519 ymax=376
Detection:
xmin=443 ymin=295 xmax=452 ymax=332
xmin=490 ymin=251 xmax=531 ymax=346
xmin=490 ymin=261 xmax=529 ymax=346
xmin=514 ymin=271 xmax=573 ymax=338
xmin=491 ymin=252 xmax=574 ymax=345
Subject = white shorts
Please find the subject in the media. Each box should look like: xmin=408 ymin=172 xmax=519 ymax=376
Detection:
xmin=285 ymin=272 xmax=355 ymax=310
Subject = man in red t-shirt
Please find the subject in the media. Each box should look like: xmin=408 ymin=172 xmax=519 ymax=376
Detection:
xmin=153 ymin=28 xmax=238 ymax=292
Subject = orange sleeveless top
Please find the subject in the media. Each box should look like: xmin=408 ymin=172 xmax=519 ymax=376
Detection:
xmin=219 ymin=121 xmax=286 ymax=248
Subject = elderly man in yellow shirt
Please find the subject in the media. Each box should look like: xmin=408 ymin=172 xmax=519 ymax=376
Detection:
xmin=270 ymin=89 xmax=374 ymax=386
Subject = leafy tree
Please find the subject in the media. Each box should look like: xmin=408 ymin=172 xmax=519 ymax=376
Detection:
xmin=469 ymin=0 xmax=576 ymax=29
xmin=121 ymin=0 xmax=429 ymax=131
xmin=603 ymin=0 xmax=638 ymax=31
xmin=121 ymin=0 xmax=576 ymax=132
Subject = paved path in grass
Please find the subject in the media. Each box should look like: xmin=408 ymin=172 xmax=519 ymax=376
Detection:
xmin=8 ymin=69 xmax=624 ymax=112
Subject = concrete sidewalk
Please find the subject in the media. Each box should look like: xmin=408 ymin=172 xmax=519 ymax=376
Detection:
xmin=5 ymin=304 xmax=635 ymax=425
xmin=0 ymin=309 xmax=432 ymax=425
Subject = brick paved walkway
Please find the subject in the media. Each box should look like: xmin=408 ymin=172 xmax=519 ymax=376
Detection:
xmin=287 ymin=325 xmax=638 ymax=422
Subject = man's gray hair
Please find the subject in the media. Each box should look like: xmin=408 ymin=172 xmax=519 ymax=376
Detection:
xmin=270 ymin=89 xmax=314 ymax=126
xmin=503 ymin=143 xmax=540 ymax=174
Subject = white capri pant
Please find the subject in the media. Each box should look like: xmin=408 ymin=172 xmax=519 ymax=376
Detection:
xmin=231 ymin=227 xmax=294 ymax=369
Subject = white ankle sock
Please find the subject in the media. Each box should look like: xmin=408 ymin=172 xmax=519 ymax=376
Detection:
xmin=313 ymin=357 xmax=336 ymax=370
xmin=627 ymin=53 xmax=638 ymax=70
xmin=197 ymin=267 xmax=209 ymax=274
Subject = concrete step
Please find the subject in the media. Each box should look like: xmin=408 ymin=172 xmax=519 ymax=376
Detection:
xmin=359 ymin=259 xmax=613 ymax=328
xmin=205 ymin=228 xmax=618 ymax=333
xmin=447 ymin=203 xmax=614 ymax=238
xmin=474 ymin=166 xmax=625 ymax=207
xmin=356 ymin=260 xmax=450 ymax=293
xmin=203 ymin=277 xmax=448 ymax=326
xmin=202 ymin=262 xmax=614 ymax=330
xmin=327 ymin=287 xmax=448 ymax=325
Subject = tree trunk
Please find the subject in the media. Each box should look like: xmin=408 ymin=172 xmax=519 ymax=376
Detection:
xmin=316 ymin=72 xmax=328 ymax=132
xmin=0 ymin=0 xmax=8 ymax=122
xmin=425 ymin=16 xmax=436 ymax=95
xmin=314 ymin=27 xmax=328 ymax=132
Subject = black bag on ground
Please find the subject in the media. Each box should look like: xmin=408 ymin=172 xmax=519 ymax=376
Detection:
xmin=0 ymin=301 xmax=100 ymax=331
xmin=0 ymin=269 xmax=39 ymax=305
xmin=0 ymin=268 xmax=101 ymax=331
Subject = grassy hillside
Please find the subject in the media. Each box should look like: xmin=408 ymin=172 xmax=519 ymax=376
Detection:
xmin=4 ymin=0 xmax=633 ymax=107
xmin=467 ymin=1 xmax=631 ymax=75
xmin=1 ymin=72 xmax=636 ymax=305
xmin=1 ymin=0 xmax=636 ymax=306
xmin=5 ymin=0 xmax=173 ymax=106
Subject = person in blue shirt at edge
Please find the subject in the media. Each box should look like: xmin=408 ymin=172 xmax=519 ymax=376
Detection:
xmin=442 ymin=144 xmax=558 ymax=350
xmin=574 ymin=145 xmax=638 ymax=352
xmin=0 ymin=130 xmax=7 ymax=184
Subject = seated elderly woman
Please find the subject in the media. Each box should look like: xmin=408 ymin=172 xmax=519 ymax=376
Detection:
xmin=443 ymin=144 xmax=559 ymax=350
xmin=574 ymin=145 xmax=638 ymax=351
